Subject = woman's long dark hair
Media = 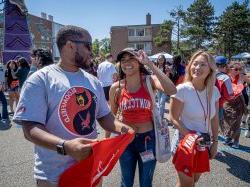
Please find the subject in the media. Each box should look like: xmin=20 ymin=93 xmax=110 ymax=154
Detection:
xmin=6 ymin=60 xmax=18 ymax=72
xmin=156 ymin=54 xmax=167 ymax=74
xmin=169 ymin=55 xmax=183 ymax=84
xmin=6 ymin=60 xmax=18 ymax=87
xmin=18 ymin=57 xmax=30 ymax=69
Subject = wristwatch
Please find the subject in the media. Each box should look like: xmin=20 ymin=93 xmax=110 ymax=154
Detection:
xmin=56 ymin=140 xmax=67 ymax=155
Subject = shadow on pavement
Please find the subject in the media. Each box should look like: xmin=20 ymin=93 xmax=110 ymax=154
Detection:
xmin=215 ymin=151 xmax=250 ymax=183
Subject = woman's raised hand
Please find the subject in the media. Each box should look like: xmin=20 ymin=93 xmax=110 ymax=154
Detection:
xmin=137 ymin=50 xmax=152 ymax=66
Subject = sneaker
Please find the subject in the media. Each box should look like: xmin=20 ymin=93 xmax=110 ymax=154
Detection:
xmin=241 ymin=121 xmax=247 ymax=129
xmin=223 ymin=137 xmax=233 ymax=145
xmin=1 ymin=119 xmax=11 ymax=126
xmin=245 ymin=129 xmax=250 ymax=138
xmin=231 ymin=142 xmax=240 ymax=149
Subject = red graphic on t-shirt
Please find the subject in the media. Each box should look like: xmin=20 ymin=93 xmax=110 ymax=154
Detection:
xmin=58 ymin=87 xmax=96 ymax=136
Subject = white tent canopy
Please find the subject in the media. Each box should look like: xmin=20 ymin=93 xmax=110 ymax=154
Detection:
xmin=149 ymin=52 xmax=173 ymax=62
xmin=231 ymin=52 xmax=250 ymax=59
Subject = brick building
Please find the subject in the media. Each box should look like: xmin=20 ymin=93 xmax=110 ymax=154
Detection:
xmin=111 ymin=13 xmax=172 ymax=58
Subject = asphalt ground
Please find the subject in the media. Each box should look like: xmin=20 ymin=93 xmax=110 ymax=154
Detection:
xmin=0 ymin=112 xmax=249 ymax=187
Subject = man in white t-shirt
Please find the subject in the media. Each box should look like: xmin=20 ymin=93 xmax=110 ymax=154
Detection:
xmin=97 ymin=54 xmax=118 ymax=101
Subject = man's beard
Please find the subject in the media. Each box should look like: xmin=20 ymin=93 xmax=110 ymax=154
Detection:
xmin=74 ymin=51 xmax=90 ymax=69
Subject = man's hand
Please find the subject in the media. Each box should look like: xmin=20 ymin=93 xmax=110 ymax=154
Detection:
xmin=120 ymin=126 xmax=135 ymax=143
xmin=64 ymin=138 xmax=97 ymax=161
xmin=120 ymin=125 xmax=134 ymax=134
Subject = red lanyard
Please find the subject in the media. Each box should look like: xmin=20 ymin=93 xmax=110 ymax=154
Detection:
xmin=195 ymin=88 xmax=209 ymax=131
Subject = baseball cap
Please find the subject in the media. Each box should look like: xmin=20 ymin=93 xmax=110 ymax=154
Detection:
xmin=215 ymin=56 xmax=227 ymax=65
xmin=117 ymin=48 xmax=139 ymax=61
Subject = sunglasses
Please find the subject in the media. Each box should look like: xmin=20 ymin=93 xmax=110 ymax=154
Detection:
xmin=70 ymin=40 xmax=92 ymax=51
xmin=231 ymin=67 xmax=242 ymax=71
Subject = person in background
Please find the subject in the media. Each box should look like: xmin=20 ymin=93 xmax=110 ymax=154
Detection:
xmin=28 ymin=48 xmax=54 ymax=77
xmin=223 ymin=61 xmax=250 ymax=148
xmin=5 ymin=60 xmax=19 ymax=115
xmin=240 ymin=63 xmax=249 ymax=130
xmin=109 ymin=48 xmax=176 ymax=187
xmin=243 ymin=114 xmax=250 ymax=138
xmin=170 ymin=50 xmax=220 ymax=187
xmin=0 ymin=63 xmax=10 ymax=125
xmin=155 ymin=54 xmax=170 ymax=122
xmin=215 ymin=56 xmax=234 ymax=134
xmin=85 ymin=58 xmax=97 ymax=76
xmin=97 ymin=53 xmax=118 ymax=102
xmin=169 ymin=55 xmax=185 ymax=86
xmin=15 ymin=57 xmax=30 ymax=90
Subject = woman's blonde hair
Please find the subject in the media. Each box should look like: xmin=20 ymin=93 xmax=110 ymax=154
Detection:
xmin=184 ymin=50 xmax=217 ymax=102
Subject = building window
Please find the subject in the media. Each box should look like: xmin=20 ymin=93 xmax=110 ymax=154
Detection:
xmin=144 ymin=42 xmax=152 ymax=55
xmin=128 ymin=43 xmax=135 ymax=48
xmin=128 ymin=43 xmax=145 ymax=50
xmin=136 ymin=28 xmax=145 ymax=36
xmin=136 ymin=43 xmax=144 ymax=50
xmin=128 ymin=29 xmax=135 ymax=36
xmin=145 ymin=42 xmax=152 ymax=51
xmin=127 ymin=43 xmax=151 ymax=54
xmin=128 ymin=28 xmax=145 ymax=37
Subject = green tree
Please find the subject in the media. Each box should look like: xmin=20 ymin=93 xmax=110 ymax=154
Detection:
xmin=214 ymin=0 xmax=250 ymax=57
xmin=99 ymin=38 xmax=111 ymax=56
xmin=153 ymin=20 xmax=174 ymax=51
xmin=92 ymin=39 xmax=100 ymax=58
xmin=170 ymin=6 xmax=186 ymax=54
xmin=182 ymin=0 xmax=215 ymax=50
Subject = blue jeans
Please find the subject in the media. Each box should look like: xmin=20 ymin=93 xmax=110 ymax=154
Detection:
xmin=119 ymin=130 xmax=156 ymax=187
xmin=0 ymin=91 xmax=8 ymax=119
xmin=157 ymin=91 xmax=169 ymax=120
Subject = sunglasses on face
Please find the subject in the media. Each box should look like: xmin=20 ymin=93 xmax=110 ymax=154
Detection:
xmin=231 ymin=67 xmax=242 ymax=71
xmin=70 ymin=40 xmax=92 ymax=51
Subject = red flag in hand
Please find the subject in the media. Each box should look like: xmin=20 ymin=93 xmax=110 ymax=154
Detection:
xmin=59 ymin=132 xmax=134 ymax=187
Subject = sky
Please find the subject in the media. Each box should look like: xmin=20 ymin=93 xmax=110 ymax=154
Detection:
xmin=10 ymin=0 xmax=250 ymax=40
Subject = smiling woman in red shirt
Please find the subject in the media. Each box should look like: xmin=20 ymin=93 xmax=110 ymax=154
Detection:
xmin=107 ymin=48 xmax=176 ymax=187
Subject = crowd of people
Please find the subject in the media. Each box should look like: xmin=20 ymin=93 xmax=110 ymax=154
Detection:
xmin=0 ymin=49 xmax=54 ymax=127
xmin=0 ymin=25 xmax=247 ymax=187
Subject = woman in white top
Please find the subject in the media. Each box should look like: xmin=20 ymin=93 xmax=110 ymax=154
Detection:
xmin=170 ymin=50 xmax=220 ymax=187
